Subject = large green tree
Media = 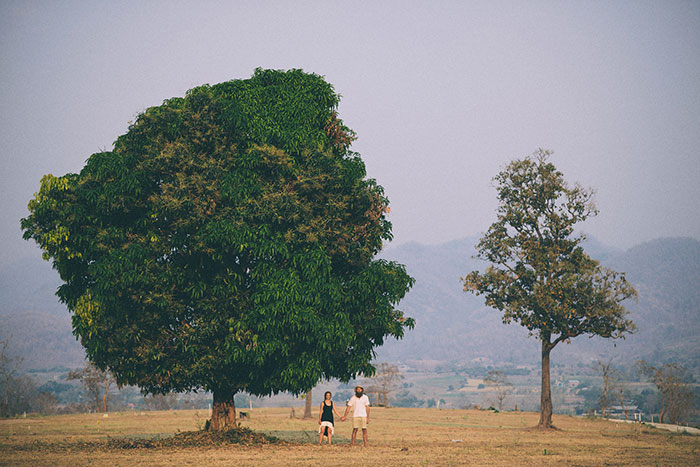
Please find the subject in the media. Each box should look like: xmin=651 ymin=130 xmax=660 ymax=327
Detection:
xmin=22 ymin=69 xmax=414 ymax=430
xmin=462 ymin=150 xmax=636 ymax=428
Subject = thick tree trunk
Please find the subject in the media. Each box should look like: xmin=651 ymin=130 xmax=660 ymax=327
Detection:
xmin=209 ymin=390 xmax=237 ymax=431
xmin=538 ymin=339 xmax=554 ymax=428
xmin=303 ymin=389 xmax=313 ymax=419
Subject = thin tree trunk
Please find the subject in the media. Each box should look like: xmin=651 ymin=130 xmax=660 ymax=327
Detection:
xmin=303 ymin=389 xmax=313 ymax=419
xmin=600 ymin=362 xmax=609 ymax=417
xmin=2 ymin=384 xmax=8 ymax=417
xmin=619 ymin=390 xmax=628 ymax=421
xmin=538 ymin=339 xmax=554 ymax=428
xmin=4 ymin=381 xmax=8 ymax=417
xmin=210 ymin=390 xmax=237 ymax=431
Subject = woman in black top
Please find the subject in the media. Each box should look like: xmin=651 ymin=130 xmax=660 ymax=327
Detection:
xmin=318 ymin=391 xmax=342 ymax=445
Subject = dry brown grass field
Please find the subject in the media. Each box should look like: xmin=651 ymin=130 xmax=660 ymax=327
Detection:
xmin=1 ymin=407 xmax=698 ymax=466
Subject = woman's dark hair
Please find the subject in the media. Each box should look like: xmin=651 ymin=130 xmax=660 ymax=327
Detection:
xmin=324 ymin=391 xmax=332 ymax=399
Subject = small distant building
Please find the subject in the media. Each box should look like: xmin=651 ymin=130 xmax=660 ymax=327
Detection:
xmin=609 ymin=405 xmax=639 ymax=413
xmin=607 ymin=405 xmax=643 ymax=418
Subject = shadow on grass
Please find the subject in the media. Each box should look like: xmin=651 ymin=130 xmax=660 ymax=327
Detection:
xmin=262 ymin=430 xmax=351 ymax=444
xmin=108 ymin=428 xmax=281 ymax=448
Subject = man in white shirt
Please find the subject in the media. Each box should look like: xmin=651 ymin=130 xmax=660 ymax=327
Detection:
xmin=341 ymin=385 xmax=371 ymax=446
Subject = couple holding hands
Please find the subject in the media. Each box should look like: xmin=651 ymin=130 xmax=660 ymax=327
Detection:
xmin=318 ymin=385 xmax=370 ymax=446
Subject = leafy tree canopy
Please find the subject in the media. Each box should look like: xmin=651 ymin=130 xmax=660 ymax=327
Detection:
xmin=22 ymin=69 xmax=414 ymax=401
xmin=464 ymin=150 xmax=636 ymax=348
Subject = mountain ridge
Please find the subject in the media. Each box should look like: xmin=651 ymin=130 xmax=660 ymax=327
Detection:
xmin=2 ymin=236 xmax=698 ymax=370
xmin=376 ymin=235 xmax=700 ymax=368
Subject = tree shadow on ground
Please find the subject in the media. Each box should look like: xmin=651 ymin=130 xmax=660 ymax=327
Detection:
xmin=262 ymin=430 xmax=351 ymax=444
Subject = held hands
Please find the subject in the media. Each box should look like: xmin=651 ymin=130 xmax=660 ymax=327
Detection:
xmin=341 ymin=416 xmax=346 ymax=422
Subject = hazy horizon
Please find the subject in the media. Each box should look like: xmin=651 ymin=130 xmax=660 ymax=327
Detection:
xmin=2 ymin=1 xmax=699 ymax=265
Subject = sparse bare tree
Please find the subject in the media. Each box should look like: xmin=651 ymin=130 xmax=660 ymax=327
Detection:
xmin=614 ymin=376 xmax=630 ymax=420
xmin=33 ymin=390 xmax=58 ymax=415
xmin=637 ymin=360 xmax=696 ymax=424
xmin=68 ymin=362 xmax=115 ymax=412
xmin=597 ymin=359 xmax=614 ymax=417
xmin=484 ymin=370 xmax=513 ymax=411
xmin=0 ymin=336 xmax=23 ymax=417
xmin=145 ymin=393 xmax=178 ymax=411
xmin=0 ymin=333 xmax=58 ymax=417
xmin=365 ymin=363 xmax=403 ymax=407
xmin=5 ymin=374 xmax=37 ymax=416
xmin=597 ymin=359 xmax=632 ymax=419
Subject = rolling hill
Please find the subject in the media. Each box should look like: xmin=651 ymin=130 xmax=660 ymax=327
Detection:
xmin=1 ymin=237 xmax=698 ymax=371
xmin=376 ymin=236 xmax=700 ymax=368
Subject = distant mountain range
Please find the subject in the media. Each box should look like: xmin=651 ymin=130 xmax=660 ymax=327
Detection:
xmin=0 ymin=255 xmax=84 ymax=369
xmin=377 ymin=236 xmax=700 ymax=369
xmin=2 ymin=237 xmax=698 ymax=371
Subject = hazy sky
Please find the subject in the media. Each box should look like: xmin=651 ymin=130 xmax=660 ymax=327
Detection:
xmin=2 ymin=0 xmax=699 ymax=265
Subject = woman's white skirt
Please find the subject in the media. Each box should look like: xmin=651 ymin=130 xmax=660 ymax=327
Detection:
xmin=319 ymin=421 xmax=334 ymax=435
